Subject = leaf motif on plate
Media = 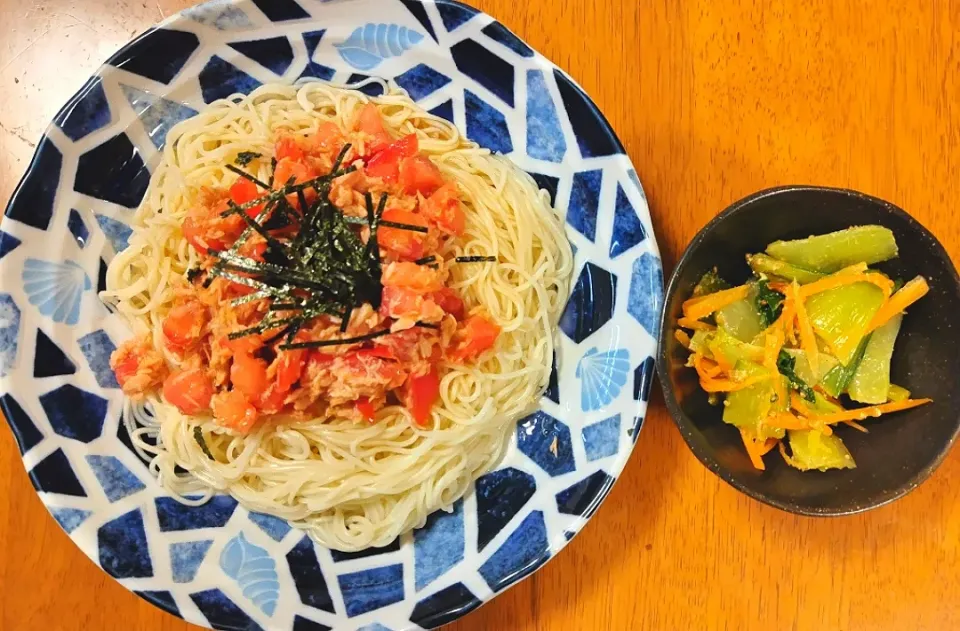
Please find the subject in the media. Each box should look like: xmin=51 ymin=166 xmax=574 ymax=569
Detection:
xmin=22 ymin=259 xmax=91 ymax=325
xmin=334 ymin=23 xmax=425 ymax=71
xmin=219 ymin=532 xmax=279 ymax=617
xmin=576 ymin=346 xmax=631 ymax=412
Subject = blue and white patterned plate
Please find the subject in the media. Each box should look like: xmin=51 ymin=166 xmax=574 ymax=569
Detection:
xmin=0 ymin=1 xmax=663 ymax=629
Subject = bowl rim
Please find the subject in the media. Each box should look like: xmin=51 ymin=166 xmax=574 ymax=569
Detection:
xmin=656 ymin=184 xmax=960 ymax=516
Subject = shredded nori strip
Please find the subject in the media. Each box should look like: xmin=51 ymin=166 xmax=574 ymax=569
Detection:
xmin=235 ymin=151 xmax=262 ymax=167
xmin=455 ymin=256 xmax=497 ymax=263
xmin=379 ymin=220 xmax=429 ymax=233
xmin=193 ymin=426 xmax=215 ymax=460
xmin=415 ymin=322 xmax=440 ymax=330
xmin=414 ymin=255 xmax=436 ymax=265
xmin=186 ymin=267 xmax=204 ymax=283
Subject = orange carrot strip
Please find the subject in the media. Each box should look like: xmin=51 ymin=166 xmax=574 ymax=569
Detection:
xmin=693 ymin=354 xmax=723 ymax=379
xmin=775 ymin=291 xmax=797 ymax=345
xmin=799 ymin=265 xmax=893 ymax=299
xmin=766 ymin=412 xmax=813 ymax=430
xmin=682 ymin=284 xmax=751 ymax=320
xmin=805 ymin=398 xmax=933 ymax=424
xmin=677 ymin=317 xmax=716 ymax=331
xmin=674 ymin=329 xmax=691 ymax=348
xmin=740 ymin=430 xmax=769 ymax=470
xmin=791 ymin=281 xmax=820 ymax=375
xmin=865 ymin=276 xmax=929 ymax=334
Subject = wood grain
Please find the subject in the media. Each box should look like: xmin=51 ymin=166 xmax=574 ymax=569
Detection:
xmin=1 ymin=1 xmax=959 ymax=629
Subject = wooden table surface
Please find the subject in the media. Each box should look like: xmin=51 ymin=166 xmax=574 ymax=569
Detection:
xmin=1 ymin=0 xmax=959 ymax=629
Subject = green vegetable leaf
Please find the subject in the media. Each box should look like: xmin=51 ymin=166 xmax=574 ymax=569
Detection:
xmin=235 ymin=151 xmax=262 ymax=166
xmin=755 ymin=280 xmax=785 ymax=328
xmin=692 ymin=269 xmax=730 ymax=298
xmin=776 ymin=350 xmax=816 ymax=403
xmin=194 ymin=426 xmax=214 ymax=460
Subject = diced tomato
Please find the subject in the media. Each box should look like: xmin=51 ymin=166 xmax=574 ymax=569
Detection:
xmin=310 ymin=122 xmax=346 ymax=159
xmin=162 ymin=369 xmax=215 ymax=415
xmin=365 ymin=134 xmax=418 ymax=182
xmin=183 ymin=217 xmax=231 ymax=253
xmin=274 ymin=348 xmax=306 ymax=392
xmin=355 ymin=397 xmax=377 ymax=422
xmin=431 ymin=287 xmax=465 ymax=319
xmin=405 ymin=367 xmax=440 ymax=426
xmin=273 ymin=158 xmax=316 ymax=210
xmin=353 ymin=346 xmax=396 ymax=360
xmin=213 ymin=390 xmax=259 ymax=433
xmin=377 ymin=208 xmax=429 ymax=261
xmin=342 ymin=351 xmax=406 ymax=387
xmin=420 ymin=182 xmax=466 ymax=236
xmin=356 ymin=103 xmax=392 ymax=155
xmin=182 ymin=199 xmax=245 ymax=253
xmin=381 ymin=261 xmax=444 ymax=293
xmin=162 ymin=302 xmax=210 ymax=353
xmin=398 ymin=155 xmax=444 ymax=196
xmin=258 ymin=385 xmax=288 ymax=414
xmin=231 ymin=352 xmax=269 ymax=401
xmin=275 ymin=136 xmax=305 ymax=162
xmin=450 ymin=315 xmax=500 ymax=362
xmin=229 ymin=177 xmax=265 ymax=218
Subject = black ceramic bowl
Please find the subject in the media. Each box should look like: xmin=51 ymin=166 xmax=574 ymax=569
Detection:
xmin=658 ymin=186 xmax=960 ymax=515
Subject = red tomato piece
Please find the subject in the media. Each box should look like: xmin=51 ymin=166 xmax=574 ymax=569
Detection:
xmin=231 ymin=353 xmax=269 ymax=401
xmin=273 ymin=158 xmax=316 ymax=210
xmin=162 ymin=302 xmax=210 ymax=353
xmin=356 ymin=103 xmax=393 ymax=155
xmin=162 ymin=369 xmax=215 ymax=415
xmin=355 ymin=397 xmax=377 ymax=422
xmin=310 ymin=122 xmax=346 ymax=159
xmin=229 ymin=177 xmax=265 ymax=218
xmin=258 ymin=385 xmax=288 ymax=414
xmin=405 ymin=367 xmax=440 ymax=426
xmin=365 ymin=134 xmax=419 ymax=182
xmin=213 ymin=390 xmax=259 ymax=433
xmin=113 ymin=354 xmax=140 ymax=388
xmin=377 ymin=208 xmax=429 ymax=260
xmin=398 ymin=155 xmax=444 ymax=196
xmin=431 ymin=287 xmax=465 ymax=319
xmin=183 ymin=217 xmax=231 ymax=253
xmin=450 ymin=315 xmax=501 ymax=362
xmin=420 ymin=182 xmax=466 ymax=236
xmin=274 ymin=348 xmax=307 ymax=393
xmin=275 ymin=136 xmax=305 ymax=162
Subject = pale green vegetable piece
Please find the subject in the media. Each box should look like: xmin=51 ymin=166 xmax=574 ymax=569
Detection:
xmin=722 ymin=360 xmax=785 ymax=440
xmin=708 ymin=327 xmax=764 ymax=367
xmin=692 ymin=269 xmax=730 ymax=298
xmin=887 ymin=383 xmax=911 ymax=402
xmin=819 ymin=336 xmax=871 ymax=398
xmin=746 ymin=253 xmax=825 ymax=284
xmin=784 ymin=429 xmax=856 ymax=471
xmin=848 ymin=314 xmax=904 ymax=404
xmin=688 ymin=330 xmax=716 ymax=357
xmin=783 ymin=348 xmax=840 ymax=386
xmin=765 ymin=225 xmax=898 ymax=273
xmin=716 ymin=286 xmax=764 ymax=343
xmin=805 ymin=282 xmax=884 ymax=365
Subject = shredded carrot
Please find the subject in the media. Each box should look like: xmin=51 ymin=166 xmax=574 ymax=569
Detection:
xmin=775 ymin=291 xmax=797 ymax=345
xmin=844 ymin=420 xmax=869 ymax=433
xmin=674 ymin=329 xmax=691 ymax=348
xmin=710 ymin=346 xmax=734 ymax=373
xmin=865 ymin=276 xmax=929 ymax=334
xmin=799 ymin=264 xmax=893 ymax=299
xmin=699 ymin=373 xmax=770 ymax=393
xmin=677 ymin=317 xmax=716 ymax=331
xmin=791 ymin=281 xmax=820 ymax=375
xmin=682 ymin=284 xmax=751 ymax=321
xmin=765 ymin=412 xmax=813 ymax=430
xmin=769 ymin=281 xmax=789 ymax=293
xmin=789 ymin=395 xmax=833 ymax=434
xmin=692 ymin=354 xmax=723 ymax=379
xmin=740 ymin=430 xmax=773 ymax=470
xmin=804 ymin=398 xmax=933 ymax=424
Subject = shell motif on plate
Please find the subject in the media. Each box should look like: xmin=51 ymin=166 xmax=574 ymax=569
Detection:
xmin=576 ymin=347 xmax=631 ymax=412
xmin=219 ymin=532 xmax=280 ymax=617
xmin=335 ymin=23 xmax=425 ymax=71
xmin=21 ymin=259 xmax=91 ymax=325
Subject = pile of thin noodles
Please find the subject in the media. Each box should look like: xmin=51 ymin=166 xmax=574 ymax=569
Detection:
xmin=101 ymin=81 xmax=573 ymax=551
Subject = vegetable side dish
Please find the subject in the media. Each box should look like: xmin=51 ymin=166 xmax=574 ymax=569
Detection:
xmin=675 ymin=226 xmax=931 ymax=472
